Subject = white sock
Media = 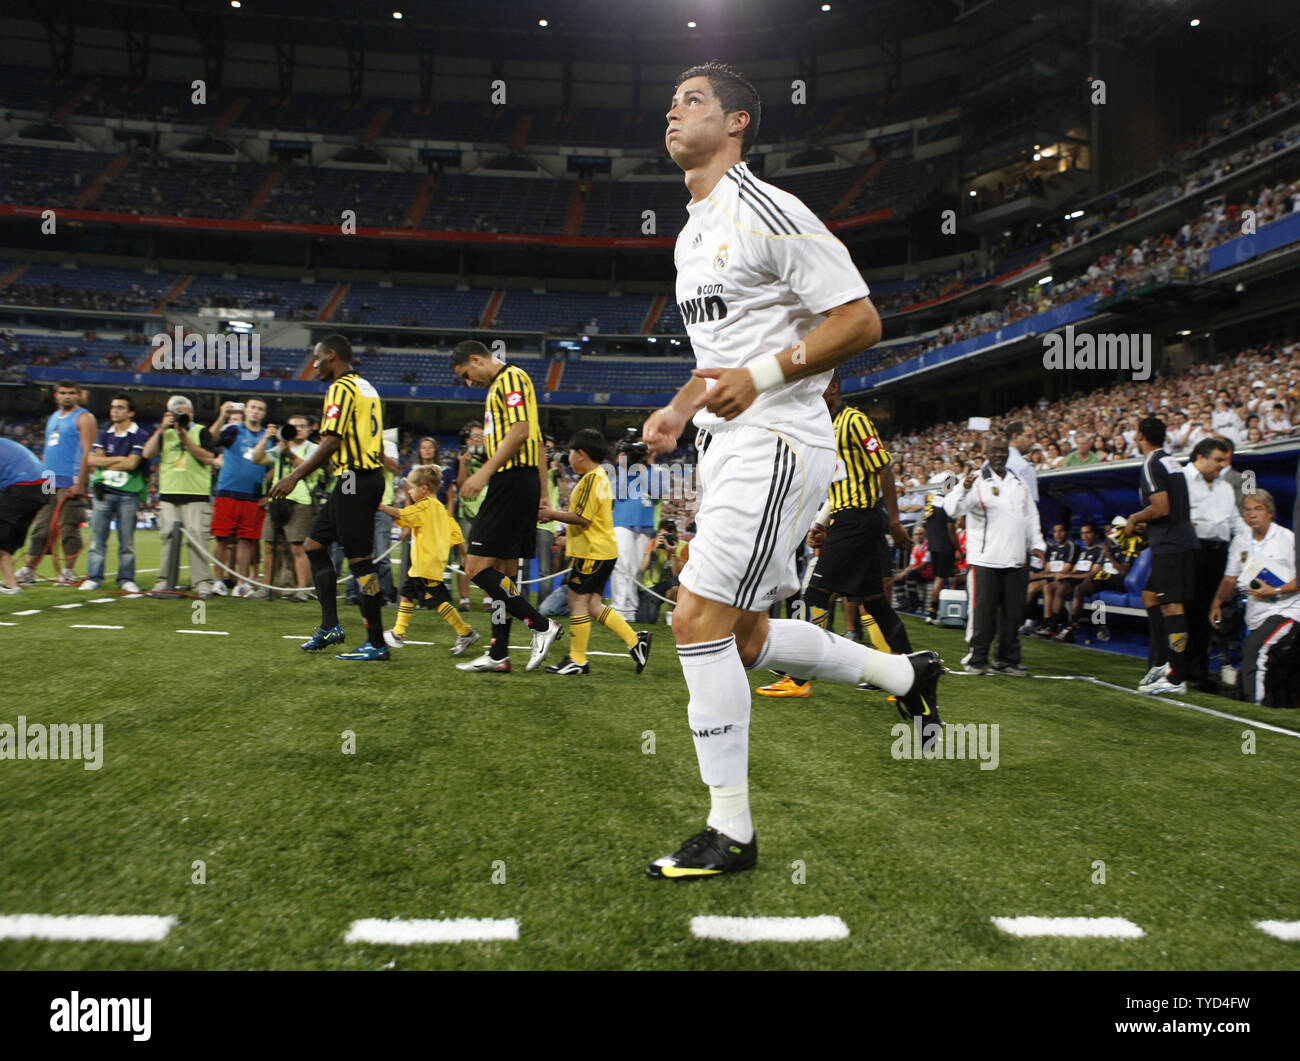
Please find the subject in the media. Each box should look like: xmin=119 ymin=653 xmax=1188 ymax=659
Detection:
xmin=708 ymin=782 xmax=753 ymax=845
xmin=679 ymin=635 xmax=753 ymax=842
xmin=751 ymin=618 xmax=914 ymax=694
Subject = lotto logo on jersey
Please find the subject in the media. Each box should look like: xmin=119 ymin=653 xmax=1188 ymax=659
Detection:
xmin=505 ymin=391 xmax=524 ymax=408
xmin=326 ymin=403 xmax=341 ymax=421
xmin=862 ymin=436 xmax=881 ymax=453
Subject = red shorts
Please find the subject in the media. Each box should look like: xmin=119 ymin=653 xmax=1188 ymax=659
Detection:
xmin=212 ymin=496 xmax=266 ymax=540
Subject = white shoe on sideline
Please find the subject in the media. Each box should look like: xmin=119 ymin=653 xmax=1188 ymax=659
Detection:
xmin=527 ymin=620 xmax=562 ymax=672
xmin=78 ymin=579 xmax=101 ymax=591
xmin=119 ymin=581 xmax=142 ymax=595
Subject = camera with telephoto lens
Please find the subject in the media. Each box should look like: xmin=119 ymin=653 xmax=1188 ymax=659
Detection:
xmin=658 ymin=518 xmax=678 ymax=548
xmin=277 ymin=423 xmax=298 ymax=443
xmin=616 ymin=427 xmax=649 ymax=463
xmin=174 ymin=411 xmax=190 ymax=429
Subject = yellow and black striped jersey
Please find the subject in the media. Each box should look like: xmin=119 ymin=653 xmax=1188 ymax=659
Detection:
xmin=321 ymin=371 xmax=384 ymax=474
xmin=566 ymin=467 xmax=616 ymax=560
xmin=828 ymin=404 xmax=890 ymax=512
xmin=483 ymin=363 xmax=541 ymax=472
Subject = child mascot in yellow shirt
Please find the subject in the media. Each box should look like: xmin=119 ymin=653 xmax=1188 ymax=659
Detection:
xmin=538 ymin=429 xmax=652 ymax=675
xmin=380 ymin=464 xmax=481 ymax=655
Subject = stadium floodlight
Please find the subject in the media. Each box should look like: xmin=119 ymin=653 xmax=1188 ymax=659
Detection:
xmin=393 ymin=11 xmax=403 ymax=19
xmin=1038 ymin=275 xmax=1053 ymax=285
xmin=1064 ymin=209 xmax=1084 ymax=220
xmin=1190 ymin=18 xmax=1201 ymax=27
xmin=230 ymin=0 xmax=240 ymax=7
xmin=687 ymin=21 xmax=696 ymax=28
xmin=821 ymin=3 xmax=831 ymax=10
xmin=539 ymin=18 xmax=548 ymax=26
xmin=969 ymin=189 xmax=976 ymax=197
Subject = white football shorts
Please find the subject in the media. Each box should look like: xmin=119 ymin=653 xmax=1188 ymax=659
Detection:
xmin=679 ymin=423 xmax=834 ymax=611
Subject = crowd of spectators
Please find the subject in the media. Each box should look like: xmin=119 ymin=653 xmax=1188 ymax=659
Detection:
xmin=885 ymin=341 xmax=1300 ymax=503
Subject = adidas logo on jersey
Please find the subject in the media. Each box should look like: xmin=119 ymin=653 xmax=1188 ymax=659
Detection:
xmin=691 ymin=232 xmax=703 ymax=248
xmin=760 ymin=586 xmax=779 ymax=601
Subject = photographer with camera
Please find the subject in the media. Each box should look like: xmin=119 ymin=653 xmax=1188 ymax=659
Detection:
xmin=251 ymin=414 xmax=319 ymax=601
xmin=638 ymin=517 xmax=685 ymax=624
xmin=610 ymin=428 xmax=662 ymax=623
xmin=142 ymin=394 xmax=217 ymax=597
xmin=211 ymin=397 xmax=270 ymax=597
xmin=455 ymin=419 xmax=488 ymax=609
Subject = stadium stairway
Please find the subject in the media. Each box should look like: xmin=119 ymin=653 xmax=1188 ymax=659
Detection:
xmin=152 ymin=274 xmax=194 ymax=315
xmin=545 ymin=360 xmax=564 ymax=391
xmin=52 ymin=86 xmax=90 ymax=123
xmin=643 ymin=294 xmax=668 ymax=333
xmin=0 ymin=263 xmax=29 ymax=288
xmin=211 ymin=98 xmax=249 ymax=136
xmin=361 ymin=107 xmax=392 ymax=145
xmin=830 ymin=159 xmax=886 ymax=218
xmin=76 ymin=153 xmax=133 ymax=208
xmin=405 ymin=172 xmax=440 ymax=228
xmin=317 ymin=282 xmax=350 ymax=322
xmin=479 ymin=290 xmax=505 ymax=328
xmin=563 ymin=179 xmax=588 ymax=236
xmin=241 ymin=164 xmax=288 ymax=221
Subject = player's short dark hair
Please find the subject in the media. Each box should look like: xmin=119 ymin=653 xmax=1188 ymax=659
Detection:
xmin=317 ymin=334 xmax=353 ymax=363
xmin=54 ymin=379 xmax=79 ymax=391
xmin=1081 ymin=521 xmax=1099 ymax=534
xmin=1006 ymin=420 xmax=1025 ymax=440
xmin=1137 ymin=416 xmax=1166 ymax=446
xmin=675 ymin=61 xmax=762 ymax=155
xmin=1191 ymin=437 xmax=1230 ymax=461
xmin=451 ymin=340 xmax=492 ymax=368
xmin=109 ymin=392 xmax=134 ymax=411
xmin=569 ymin=428 xmax=608 ymax=463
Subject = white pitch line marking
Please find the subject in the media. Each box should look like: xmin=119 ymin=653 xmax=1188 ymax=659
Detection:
xmin=0 ymin=914 xmax=177 ymax=943
xmin=0 ymin=621 xmax=16 ymax=626
xmin=1032 ymin=674 xmax=1300 ymax=739
xmin=1255 ymin=920 xmax=1300 ymax=941
xmin=88 ymin=597 xmax=117 ymax=604
xmin=175 ymin=629 xmax=228 ymax=636
xmin=345 ymin=917 xmax=519 ymax=944
xmin=53 ymin=603 xmax=83 ymax=609
xmin=991 ymin=916 xmax=1144 ymax=938
xmin=690 ymin=916 xmax=850 ymax=943
xmin=13 ymin=609 xmax=40 ymax=616
xmin=69 ymin=624 xmax=124 ymax=630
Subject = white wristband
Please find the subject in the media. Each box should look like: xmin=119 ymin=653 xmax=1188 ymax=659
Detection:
xmin=746 ymin=355 xmax=786 ymax=394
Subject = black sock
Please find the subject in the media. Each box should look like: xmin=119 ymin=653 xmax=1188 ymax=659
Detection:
xmin=489 ymin=614 xmax=512 ymax=660
xmin=473 ymin=568 xmax=550 ymax=629
xmin=348 ymin=558 xmax=387 ymax=648
xmin=308 ymin=549 xmax=339 ymax=629
xmin=863 ymin=595 xmax=913 ymax=654
xmin=1146 ymin=606 xmax=1167 ymax=666
xmin=1165 ymin=612 xmax=1188 ymax=683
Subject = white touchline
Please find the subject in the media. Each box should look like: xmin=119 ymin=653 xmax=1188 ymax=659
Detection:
xmin=0 ymin=914 xmax=177 ymax=942
xmin=1254 ymin=920 xmax=1300 ymax=941
xmin=344 ymin=918 xmax=520 ymax=944
xmin=13 ymin=609 xmax=40 ymax=616
xmin=70 ymin=625 xmax=125 ymax=630
xmin=53 ymin=603 xmax=83 ymax=609
xmin=88 ymin=598 xmax=117 ymax=604
xmin=1032 ymin=674 xmax=1300 ymax=739
xmin=175 ymin=630 xmax=229 ymax=635
xmin=690 ymin=916 xmax=850 ymax=943
xmin=991 ymin=916 xmax=1145 ymax=938
xmin=0 ymin=622 xmax=15 ymax=626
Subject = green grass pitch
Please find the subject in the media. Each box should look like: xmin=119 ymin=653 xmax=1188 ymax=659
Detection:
xmin=1 ymin=530 xmax=1297 ymax=970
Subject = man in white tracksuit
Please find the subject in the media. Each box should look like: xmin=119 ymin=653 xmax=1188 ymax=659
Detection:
xmin=945 ymin=439 xmax=1045 ymax=676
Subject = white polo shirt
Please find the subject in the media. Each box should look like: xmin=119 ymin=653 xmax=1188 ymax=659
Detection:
xmin=1224 ymin=521 xmax=1300 ymax=629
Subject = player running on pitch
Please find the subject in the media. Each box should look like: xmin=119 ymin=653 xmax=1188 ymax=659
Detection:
xmin=642 ymin=61 xmax=942 ymax=880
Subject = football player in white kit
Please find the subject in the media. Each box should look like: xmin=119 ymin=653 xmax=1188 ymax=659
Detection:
xmin=642 ymin=62 xmax=943 ymax=880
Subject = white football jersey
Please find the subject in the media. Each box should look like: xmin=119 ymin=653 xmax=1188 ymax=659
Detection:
xmin=674 ymin=161 xmax=870 ymax=450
